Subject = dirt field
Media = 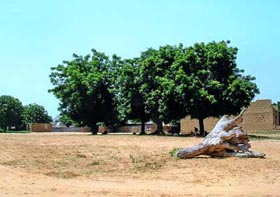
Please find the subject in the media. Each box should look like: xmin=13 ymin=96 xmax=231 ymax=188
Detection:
xmin=0 ymin=132 xmax=280 ymax=196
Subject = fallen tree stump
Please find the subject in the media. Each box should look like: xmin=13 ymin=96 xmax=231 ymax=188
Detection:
xmin=176 ymin=109 xmax=265 ymax=159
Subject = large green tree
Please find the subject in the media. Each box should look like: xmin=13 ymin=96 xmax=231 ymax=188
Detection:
xmin=49 ymin=41 xmax=258 ymax=136
xmin=138 ymin=45 xmax=188 ymax=134
xmin=113 ymin=58 xmax=150 ymax=134
xmin=49 ymin=49 xmax=118 ymax=134
xmin=0 ymin=95 xmax=23 ymax=131
xmin=23 ymin=103 xmax=52 ymax=124
xmin=177 ymin=41 xmax=259 ymax=135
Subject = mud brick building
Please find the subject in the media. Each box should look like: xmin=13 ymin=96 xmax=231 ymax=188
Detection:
xmin=30 ymin=123 xmax=52 ymax=132
xmin=181 ymin=99 xmax=280 ymax=133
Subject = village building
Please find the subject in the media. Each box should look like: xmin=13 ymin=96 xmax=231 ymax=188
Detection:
xmin=181 ymin=99 xmax=280 ymax=134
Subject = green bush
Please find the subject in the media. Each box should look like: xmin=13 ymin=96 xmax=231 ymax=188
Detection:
xmin=169 ymin=148 xmax=181 ymax=157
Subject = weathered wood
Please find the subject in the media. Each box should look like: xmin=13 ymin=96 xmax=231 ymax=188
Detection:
xmin=176 ymin=109 xmax=265 ymax=159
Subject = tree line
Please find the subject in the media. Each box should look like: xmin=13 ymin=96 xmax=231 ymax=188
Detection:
xmin=0 ymin=95 xmax=52 ymax=131
xmin=49 ymin=41 xmax=259 ymax=135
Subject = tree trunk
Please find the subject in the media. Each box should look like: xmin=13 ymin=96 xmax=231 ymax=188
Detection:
xmin=150 ymin=120 xmax=164 ymax=135
xmin=198 ymin=118 xmax=205 ymax=136
xmin=156 ymin=120 xmax=163 ymax=135
xmin=175 ymin=109 xmax=265 ymax=159
xmin=90 ymin=124 xmax=98 ymax=135
xmin=139 ymin=120 xmax=146 ymax=135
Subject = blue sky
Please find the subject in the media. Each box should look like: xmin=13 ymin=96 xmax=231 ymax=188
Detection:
xmin=0 ymin=0 xmax=279 ymax=118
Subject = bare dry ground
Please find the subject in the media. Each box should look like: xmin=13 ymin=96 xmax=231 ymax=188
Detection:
xmin=0 ymin=132 xmax=280 ymax=196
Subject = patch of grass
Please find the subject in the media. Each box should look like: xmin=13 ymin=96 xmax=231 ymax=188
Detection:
xmin=45 ymin=171 xmax=80 ymax=179
xmin=0 ymin=135 xmax=195 ymax=179
xmin=169 ymin=148 xmax=181 ymax=157
xmin=129 ymin=154 xmax=138 ymax=163
xmin=53 ymin=160 xmax=68 ymax=169
xmin=250 ymin=131 xmax=280 ymax=135
xmin=249 ymin=135 xmax=280 ymax=140
xmin=132 ymin=158 xmax=165 ymax=171
xmin=87 ymin=161 xmax=100 ymax=166
xmin=0 ymin=130 xmax=31 ymax=133
xmin=133 ymin=153 xmax=169 ymax=172
xmin=1 ymin=160 xmax=23 ymax=167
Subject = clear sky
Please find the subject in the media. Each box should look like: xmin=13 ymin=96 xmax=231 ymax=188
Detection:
xmin=1 ymin=0 xmax=279 ymax=118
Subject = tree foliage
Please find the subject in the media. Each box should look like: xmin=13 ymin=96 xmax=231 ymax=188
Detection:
xmin=49 ymin=49 xmax=118 ymax=134
xmin=23 ymin=103 xmax=52 ymax=124
xmin=112 ymin=58 xmax=150 ymax=134
xmin=57 ymin=114 xmax=78 ymax=127
xmin=0 ymin=95 xmax=23 ymax=131
xmin=177 ymin=41 xmax=259 ymax=135
xmin=49 ymin=41 xmax=259 ymax=135
xmin=138 ymin=45 xmax=187 ymax=134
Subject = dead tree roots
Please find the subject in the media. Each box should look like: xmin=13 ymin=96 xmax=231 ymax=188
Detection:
xmin=176 ymin=109 xmax=265 ymax=159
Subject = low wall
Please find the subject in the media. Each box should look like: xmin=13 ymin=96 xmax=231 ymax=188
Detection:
xmin=98 ymin=124 xmax=172 ymax=134
xmin=31 ymin=123 xmax=52 ymax=132
xmin=51 ymin=127 xmax=91 ymax=132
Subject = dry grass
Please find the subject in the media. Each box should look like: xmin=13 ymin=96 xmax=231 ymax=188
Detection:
xmin=0 ymin=134 xmax=172 ymax=178
xmin=0 ymin=133 xmax=280 ymax=196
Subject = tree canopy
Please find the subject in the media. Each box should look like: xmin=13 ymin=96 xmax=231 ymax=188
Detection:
xmin=49 ymin=41 xmax=259 ymax=135
xmin=49 ymin=49 xmax=119 ymax=134
xmin=0 ymin=95 xmax=23 ymax=131
xmin=23 ymin=103 xmax=52 ymax=124
xmin=138 ymin=45 xmax=188 ymax=134
xmin=112 ymin=58 xmax=150 ymax=134
xmin=177 ymin=41 xmax=259 ymax=135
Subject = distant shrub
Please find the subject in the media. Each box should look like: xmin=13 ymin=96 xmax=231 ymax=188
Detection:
xmin=169 ymin=148 xmax=181 ymax=157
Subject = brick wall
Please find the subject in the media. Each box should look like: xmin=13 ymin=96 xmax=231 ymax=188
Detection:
xmin=181 ymin=99 xmax=279 ymax=133
xmin=51 ymin=127 xmax=91 ymax=132
xmin=242 ymin=100 xmax=274 ymax=132
xmin=98 ymin=124 xmax=158 ymax=134
xmin=98 ymin=125 xmax=143 ymax=133
xmin=31 ymin=123 xmax=52 ymax=132
xmin=98 ymin=124 xmax=172 ymax=134
xmin=181 ymin=117 xmax=220 ymax=134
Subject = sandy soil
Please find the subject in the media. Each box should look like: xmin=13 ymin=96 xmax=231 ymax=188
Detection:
xmin=0 ymin=132 xmax=280 ymax=196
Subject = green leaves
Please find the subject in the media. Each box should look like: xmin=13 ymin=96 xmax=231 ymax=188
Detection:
xmin=49 ymin=41 xmax=259 ymax=134
xmin=23 ymin=104 xmax=52 ymax=124
xmin=0 ymin=95 xmax=24 ymax=130
xmin=184 ymin=41 xmax=259 ymax=120
xmin=49 ymin=49 xmax=118 ymax=133
xmin=138 ymin=45 xmax=188 ymax=124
